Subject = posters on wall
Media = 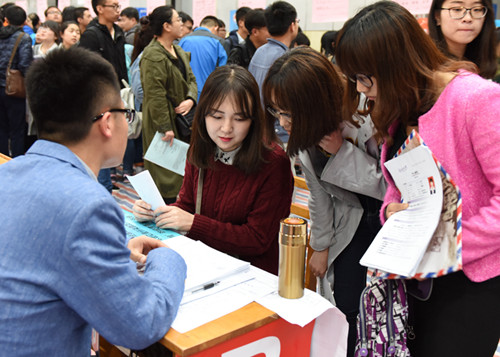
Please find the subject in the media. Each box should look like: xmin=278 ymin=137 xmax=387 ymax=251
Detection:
xmin=192 ymin=0 xmax=216 ymax=27
xmin=15 ymin=0 xmax=27 ymax=11
xmin=394 ymin=0 xmax=433 ymax=15
xmin=120 ymin=0 xmax=131 ymax=10
xmin=311 ymin=0 xmax=349 ymax=23
xmin=238 ymin=0 xmax=266 ymax=8
xmin=36 ymin=0 xmax=47 ymax=21
xmin=58 ymin=0 xmax=71 ymax=11
xmin=146 ymin=0 xmax=164 ymax=17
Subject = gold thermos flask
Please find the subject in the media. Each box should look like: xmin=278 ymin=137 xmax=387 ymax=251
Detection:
xmin=278 ymin=217 xmax=307 ymax=299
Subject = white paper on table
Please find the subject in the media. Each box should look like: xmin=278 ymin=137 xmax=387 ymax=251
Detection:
xmin=171 ymin=266 xmax=276 ymax=333
xmin=256 ymin=287 xmax=335 ymax=328
xmin=166 ymin=236 xmax=251 ymax=294
xmin=180 ymin=269 xmax=255 ymax=305
xmin=360 ymin=145 xmax=443 ymax=276
xmin=310 ymin=307 xmax=349 ymax=357
xmin=144 ymin=132 xmax=188 ymax=176
xmin=126 ymin=170 xmax=164 ymax=210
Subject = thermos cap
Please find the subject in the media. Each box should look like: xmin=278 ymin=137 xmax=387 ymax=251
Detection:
xmin=279 ymin=217 xmax=307 ymax=246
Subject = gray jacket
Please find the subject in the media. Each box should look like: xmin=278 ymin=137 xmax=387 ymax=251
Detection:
xmin=299 ymin=116 xmax=386 ymax=287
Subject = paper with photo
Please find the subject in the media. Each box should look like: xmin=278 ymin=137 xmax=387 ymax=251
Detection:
xmin=372 ymin=131 xmax=462 ymax=279
xmin=360 ymin=145 xmax=443 ymax=276
xmin=144 ymin=132 xmax=188 ymax=176
xmin=126 ymin=170 xmax=164 ymax=210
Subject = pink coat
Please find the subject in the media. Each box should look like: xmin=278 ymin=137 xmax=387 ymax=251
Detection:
xmin=380 ymin=72 xmax=500 ymax=282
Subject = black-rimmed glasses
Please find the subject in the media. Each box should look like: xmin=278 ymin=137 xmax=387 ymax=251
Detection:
xmin=266 ymin=106 xmax=292 ymax=123
xmin=347 ymin=74 xmax=374 ymax=88
xmin=92 ymin=108 xmax=135 ymax=123
xmin=102 ymin=3 xmax=121 ymax=11
xmin=440 ymin=6 xmax=487 ymax=19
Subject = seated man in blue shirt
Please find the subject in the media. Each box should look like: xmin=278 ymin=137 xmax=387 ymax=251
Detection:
xmin=0 ymin=47 xmax=187 ymax=356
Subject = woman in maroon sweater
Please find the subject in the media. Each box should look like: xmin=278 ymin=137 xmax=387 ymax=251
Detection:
xmin=133 ymin=65 xmax=293 ymax=274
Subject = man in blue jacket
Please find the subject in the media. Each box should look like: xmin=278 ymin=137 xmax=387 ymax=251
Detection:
xmin=0 ymin=5 xmax=32 ymax=157
xmin=179 ymin=15 xmax=227 ymax=100
xmin=0 ymin=47 xmax=187 ymax=356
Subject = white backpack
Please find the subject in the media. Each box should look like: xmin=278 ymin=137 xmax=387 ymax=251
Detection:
xmin=120 ymin=79 xmax=142 ymax=139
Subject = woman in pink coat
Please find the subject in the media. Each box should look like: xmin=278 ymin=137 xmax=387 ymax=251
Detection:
xmin=336 ymin=1 xmax=500 ymax=356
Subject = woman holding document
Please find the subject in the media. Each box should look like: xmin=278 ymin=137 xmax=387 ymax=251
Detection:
xmin=336 ymin=2 xmax=500 ymax=356
xmin=133 ymin=65 xmax=294 ymax=275
xmin=140 ymin=5 xmax=197 ymax=203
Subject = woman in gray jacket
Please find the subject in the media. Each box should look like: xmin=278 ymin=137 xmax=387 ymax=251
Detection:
xmin=263 ymin=47 xmax=386 ymax=357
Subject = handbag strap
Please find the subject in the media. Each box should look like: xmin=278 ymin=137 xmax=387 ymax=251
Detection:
xmin=7 ymin=33 xmax=25 ymax=71
xmin=195 ymin=169 xmax=204 ymax=215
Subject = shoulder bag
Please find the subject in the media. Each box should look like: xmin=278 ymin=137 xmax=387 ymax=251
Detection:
xmin=5 ymin=33 xmax=26 ymax=98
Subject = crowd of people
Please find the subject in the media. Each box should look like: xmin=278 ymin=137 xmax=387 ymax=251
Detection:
xmin=0 ymin=0 xmax=498 ymax=356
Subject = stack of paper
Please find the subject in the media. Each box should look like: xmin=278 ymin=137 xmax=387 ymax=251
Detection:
xmin=360 ymin=144 xmax=443 ymax=277
xmin=164 ymin=236 xmax=253 ymax=306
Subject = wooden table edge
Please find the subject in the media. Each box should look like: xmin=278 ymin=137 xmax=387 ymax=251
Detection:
xmin=160 ymin=302 xmax=279 ymax=356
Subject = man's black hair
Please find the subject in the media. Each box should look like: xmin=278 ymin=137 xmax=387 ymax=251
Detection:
xmin=5 ymin=5 xmax=26 ymax=26
xmin=26 ymin=47 xmax=120 ymax=144
xmin=74 ymin=7 xmax=89 ymax=21
xmin=178 ymin=11 xmax=193 ymax=24
xmin=244 ymin=8 xmax=266 ymax=34
xmin=200 ymin=15 xmax=219 ymax=28
xmin=264 ymin=1 xmax=296 ymax=37
xmin=235 ymin=6 xmax=250 ymax=23
xmin=120 ymin=7 xmax=139 ymax=21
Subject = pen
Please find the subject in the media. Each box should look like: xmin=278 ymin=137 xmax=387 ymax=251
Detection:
xmin=190 ymin=281 xmax=220 ymax=294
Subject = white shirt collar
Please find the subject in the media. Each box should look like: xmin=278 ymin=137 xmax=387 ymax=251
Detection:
xmin=214 ymin=146 xmax=241 ymax=165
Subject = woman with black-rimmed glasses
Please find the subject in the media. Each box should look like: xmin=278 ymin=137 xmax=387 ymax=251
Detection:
xmin=428 ymin=0 xmax=497 ymax=78
xmin=263 ymin=47 xmax=386 ymax=357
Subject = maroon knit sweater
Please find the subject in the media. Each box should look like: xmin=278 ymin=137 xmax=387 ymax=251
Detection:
xmin=172 ymin=145 xmax=293 ymax=275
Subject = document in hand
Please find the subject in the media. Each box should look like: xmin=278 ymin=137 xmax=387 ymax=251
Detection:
xmin=144 ymin=132 xmax=189 ymax=176
xmin=127 ymin=170 xmax=165 ymax=210
xmin=360 ymin=130 xmax=462 ymax=279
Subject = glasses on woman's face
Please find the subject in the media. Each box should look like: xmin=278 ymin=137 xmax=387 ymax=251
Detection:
xmin=92 ymin=108 xmax=135 ymax=123
xmin=440 ymin=6 xmax=487 ymax=19
xmin=347 ymin=74 xmax=374 ymax=88
xmin=266 ymin=106 xmax=292 ymax=123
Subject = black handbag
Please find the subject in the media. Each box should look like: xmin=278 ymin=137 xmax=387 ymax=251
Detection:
xmin=174 ymin=105 xmax=195 ymax=143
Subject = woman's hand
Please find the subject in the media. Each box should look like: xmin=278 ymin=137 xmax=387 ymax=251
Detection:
xmin=162 ymin=130 xmax=175 ymax=146
xmin=308 ymin=249 xmax=329 ymax=279
xmin=132 ymin=200 xmax=155 ymax=222
xmin=154 ymin=206 xmax=194 ymax=232
xmin=175 ymin=99 xmax=194 ymax=116
xmin=127 ymin=235 xmax=168 ymax=264
xmin=318 ymin=129 xmax=343 ymax=155
xmin=385 ymin=202 xmax=409 ymax=219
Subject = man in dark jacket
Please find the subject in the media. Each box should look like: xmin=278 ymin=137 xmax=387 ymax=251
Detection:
xmin=227 ymin=9 xmax=269 ymax=69
xmin=224 ymin=6 xmax=250 ymax=53
xmin=118 ymin=7 xmax=139 ymax=45
xmin=79 ymin=0 xmax=128 ymax=192
xmin=0 ymin=6 xmax=32 ymax=157
xmin=79 ymin=0 xmax=128 ymax=87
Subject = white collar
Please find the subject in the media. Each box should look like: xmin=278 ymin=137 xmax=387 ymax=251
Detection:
xmin=214 ymin=146 xmax=241 ymax=165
